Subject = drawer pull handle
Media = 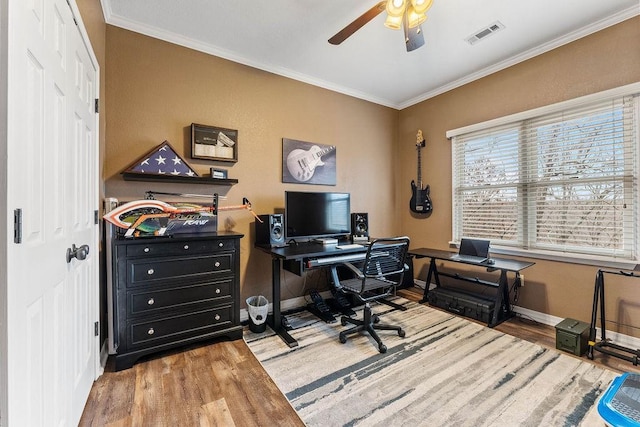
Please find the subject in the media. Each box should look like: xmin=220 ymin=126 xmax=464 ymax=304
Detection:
xmin=148 ymin=328 xmax=155 ymax=335
xmin=215 ymin=288 xmax=221 ymax=294
xmin=184 ymin=245 xmax=189 ymax=250
xmin=214 ymin=261 xmax=221 ymax=268
xmin=144 ymin=247 xmax=150 ymax=253
xmin=148 ymin=298 xmax=155 ymax=305
xmin=214 ymin=314 xmax=221 ymax=321
xmin=147 ymin=268 xmax=154 ymax=275
xmin=218 ymin=242 xmax=224 ymax=247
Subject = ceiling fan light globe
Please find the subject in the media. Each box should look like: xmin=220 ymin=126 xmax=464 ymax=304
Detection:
xmin=384 ymin=14 xmax=403 ymax=30
xmin=411 ymin=0 xmax=433 ymax=15
xmin=407 ymin=8 xmax=427 ymax=28
xmin=386 ymin=0 xmax=406 ymax=17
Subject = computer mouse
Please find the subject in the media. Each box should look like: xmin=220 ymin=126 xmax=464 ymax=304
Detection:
xmin=486 ymin=258 xmax=495 ymax=265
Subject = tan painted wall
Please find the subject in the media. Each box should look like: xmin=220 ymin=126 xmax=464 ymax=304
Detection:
xmin=104 ymin=26 xmax=399 ymax=302
xmin=81 ymin=1 xmax=639 ymax=337
xmin=398 ymin=16 xmax=640 ymax=336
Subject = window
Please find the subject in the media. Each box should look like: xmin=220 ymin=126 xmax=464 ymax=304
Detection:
xmin=449 ymin=85 xmax=640 ymax=262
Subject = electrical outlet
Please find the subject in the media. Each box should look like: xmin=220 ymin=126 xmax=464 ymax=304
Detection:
xmin=520 ymin=274 xmax=525 ymax=287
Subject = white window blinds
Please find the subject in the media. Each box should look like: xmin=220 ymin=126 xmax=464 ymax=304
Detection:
xmin=451 ymin=90 xmax=639 ymax=260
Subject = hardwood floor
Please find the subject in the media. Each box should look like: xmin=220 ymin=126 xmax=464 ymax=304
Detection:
xmin=79 ymin=339 xmax=305 ymax=426
xmin=80 ymin=286 xmax=638 ymax=426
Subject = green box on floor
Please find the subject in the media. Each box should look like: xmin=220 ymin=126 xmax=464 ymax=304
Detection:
xmin=555 ymin=318 xmax=590 ymax=356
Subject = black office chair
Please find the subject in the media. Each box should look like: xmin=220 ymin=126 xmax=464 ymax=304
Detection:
xmin=330 ymin=237 xmax=410 ymax=353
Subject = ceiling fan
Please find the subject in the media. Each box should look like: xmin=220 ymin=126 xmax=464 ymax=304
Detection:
xmin=328 ymin=0 xmax=434 ymax=52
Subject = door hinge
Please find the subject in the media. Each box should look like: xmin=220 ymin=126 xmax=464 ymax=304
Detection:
xmin=66 ymin=0 xmax=78 ymax=26
xmin=94 ymin=98 xmax=99 ymax=113
xmin=13 ymin=209 xmax=22 ymax=244
xmin=94 ymin=321 xmax=99 ymax=337
xmin=94 ymin=210 xmax=99 ymax=224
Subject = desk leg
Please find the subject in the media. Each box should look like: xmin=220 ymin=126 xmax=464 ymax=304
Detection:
xmin=420 ymin=258 xmax=440 ymax=303
xmin=269 ymin=258 xmax=298 ymax=348
xmin=587 ymin=272 xmax=602 ymax=360
xmin=490 ymin=270 xmax=513 ymax=327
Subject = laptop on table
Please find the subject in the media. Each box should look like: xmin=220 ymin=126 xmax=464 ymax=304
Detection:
xmin=450 ymin=238 xmax=490 ymax=264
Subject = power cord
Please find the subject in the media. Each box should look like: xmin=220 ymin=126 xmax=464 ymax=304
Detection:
xmin=511 ymin=310 xmax=542 ymax=326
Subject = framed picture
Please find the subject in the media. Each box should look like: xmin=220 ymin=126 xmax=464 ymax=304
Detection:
xmin=282 ymin=138 xmax=336 ymax=185
xmin=191 ymin=123 xmax=238 ymax=162
xmin=210 ymin=168 xmax=228 ymax=179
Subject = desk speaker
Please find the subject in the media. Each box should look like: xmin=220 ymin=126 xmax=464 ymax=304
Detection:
xmin=351 ymin=213 xmax=369 ymax=238
xmin=255 ymin=214 xmax=285 ymax=247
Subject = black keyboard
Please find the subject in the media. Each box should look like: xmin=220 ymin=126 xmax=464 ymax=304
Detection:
xmin=306 ymin=252 xmax=366 ymax=268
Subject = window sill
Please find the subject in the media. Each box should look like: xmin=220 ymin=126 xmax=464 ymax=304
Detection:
xmin=447 ymin=241 xmax=638 ymax=270
xmin=491 ymin=247 xmax=638 ymax=271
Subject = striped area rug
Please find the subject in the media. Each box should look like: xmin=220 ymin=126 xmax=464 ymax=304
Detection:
xmin=245 ymin=299 xmax=616 ymax=426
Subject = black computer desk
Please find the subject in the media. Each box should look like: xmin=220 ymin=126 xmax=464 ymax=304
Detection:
xmin=408 ymin=247 xmax=534 ymax=327
xmin=255 ymin=241 xmax=369 ymax=347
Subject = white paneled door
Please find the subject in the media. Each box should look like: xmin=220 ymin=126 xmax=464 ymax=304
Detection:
xmin=6 ymin=0 xmax=99 ymax=425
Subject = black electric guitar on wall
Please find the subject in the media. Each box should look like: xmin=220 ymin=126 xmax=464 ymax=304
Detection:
xmin=410 ymin=130 xmax=433 ymax=214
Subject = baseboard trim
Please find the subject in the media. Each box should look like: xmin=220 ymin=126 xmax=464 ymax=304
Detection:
xmin=512 ymin=305 xmax=640 ymax=352
xmin=98 ymin=340 xmax=108 ymax=376
xmin=511 ymin=305 xmax=564 ymax=326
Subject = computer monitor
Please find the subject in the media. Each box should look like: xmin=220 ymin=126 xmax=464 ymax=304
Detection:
xmin=284 ymin=191 xmax=351 ymax=241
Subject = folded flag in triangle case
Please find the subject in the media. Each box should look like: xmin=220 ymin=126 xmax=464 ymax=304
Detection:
xmin=125 ymin=141 xmax=198 ymax=177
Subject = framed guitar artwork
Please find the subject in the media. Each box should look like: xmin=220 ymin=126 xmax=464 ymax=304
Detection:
xmin=410 ymin=130 xmax=433 ymax=214
xmin=282 ymin=138 xmax=336 ymax=185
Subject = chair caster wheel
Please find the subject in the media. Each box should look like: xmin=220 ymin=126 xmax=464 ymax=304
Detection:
xmin=378 ymin=344 xmax=387 ymax=353
xmin=398 ymin=329 xmax=406 ymax=338
xmin=339 ymin=333 xmax=347 ymax=344
xmin=341 ymin=317 xmax=348 ymax=326
xmin=373 ymin=315 xmax=380 ymax=324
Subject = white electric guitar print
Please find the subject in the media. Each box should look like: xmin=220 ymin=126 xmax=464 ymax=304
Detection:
xmin=286 ymin=145 xmax=336 ymax=182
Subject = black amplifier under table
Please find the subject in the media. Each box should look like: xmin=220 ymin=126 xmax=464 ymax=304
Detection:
xmin=427 ymin=287 xmax=496 ymax=324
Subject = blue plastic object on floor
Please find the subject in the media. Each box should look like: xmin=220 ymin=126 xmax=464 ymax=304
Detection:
xmin=598 ymin=372 xmax=640 ymax=427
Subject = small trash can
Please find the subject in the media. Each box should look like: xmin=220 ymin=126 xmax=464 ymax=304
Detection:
xmin=246 ymin=295 xmax=269 ymax=333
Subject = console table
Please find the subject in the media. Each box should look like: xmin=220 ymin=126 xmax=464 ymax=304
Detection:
xmin=255 ymin=242 xmax=369 ymax=347
xmin=408 ymin=247 xmax=534 ymax=327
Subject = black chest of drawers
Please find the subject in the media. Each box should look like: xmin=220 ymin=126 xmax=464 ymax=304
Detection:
xmin=111 ymin=232 xmax=243 ymax=370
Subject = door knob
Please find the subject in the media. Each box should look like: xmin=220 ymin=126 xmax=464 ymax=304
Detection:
xmin=66 ymin=244 xmax=90 ymax=263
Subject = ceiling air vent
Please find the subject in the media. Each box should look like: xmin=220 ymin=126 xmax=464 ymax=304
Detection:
xmin=465 ymin=21 xmax=505 ymax=45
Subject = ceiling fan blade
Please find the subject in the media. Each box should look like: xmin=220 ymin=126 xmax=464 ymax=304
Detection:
xmin=404 ymin=18 xmax=425 ymax=52
xmin=328 ymin=1 xmax=386 ymax=45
